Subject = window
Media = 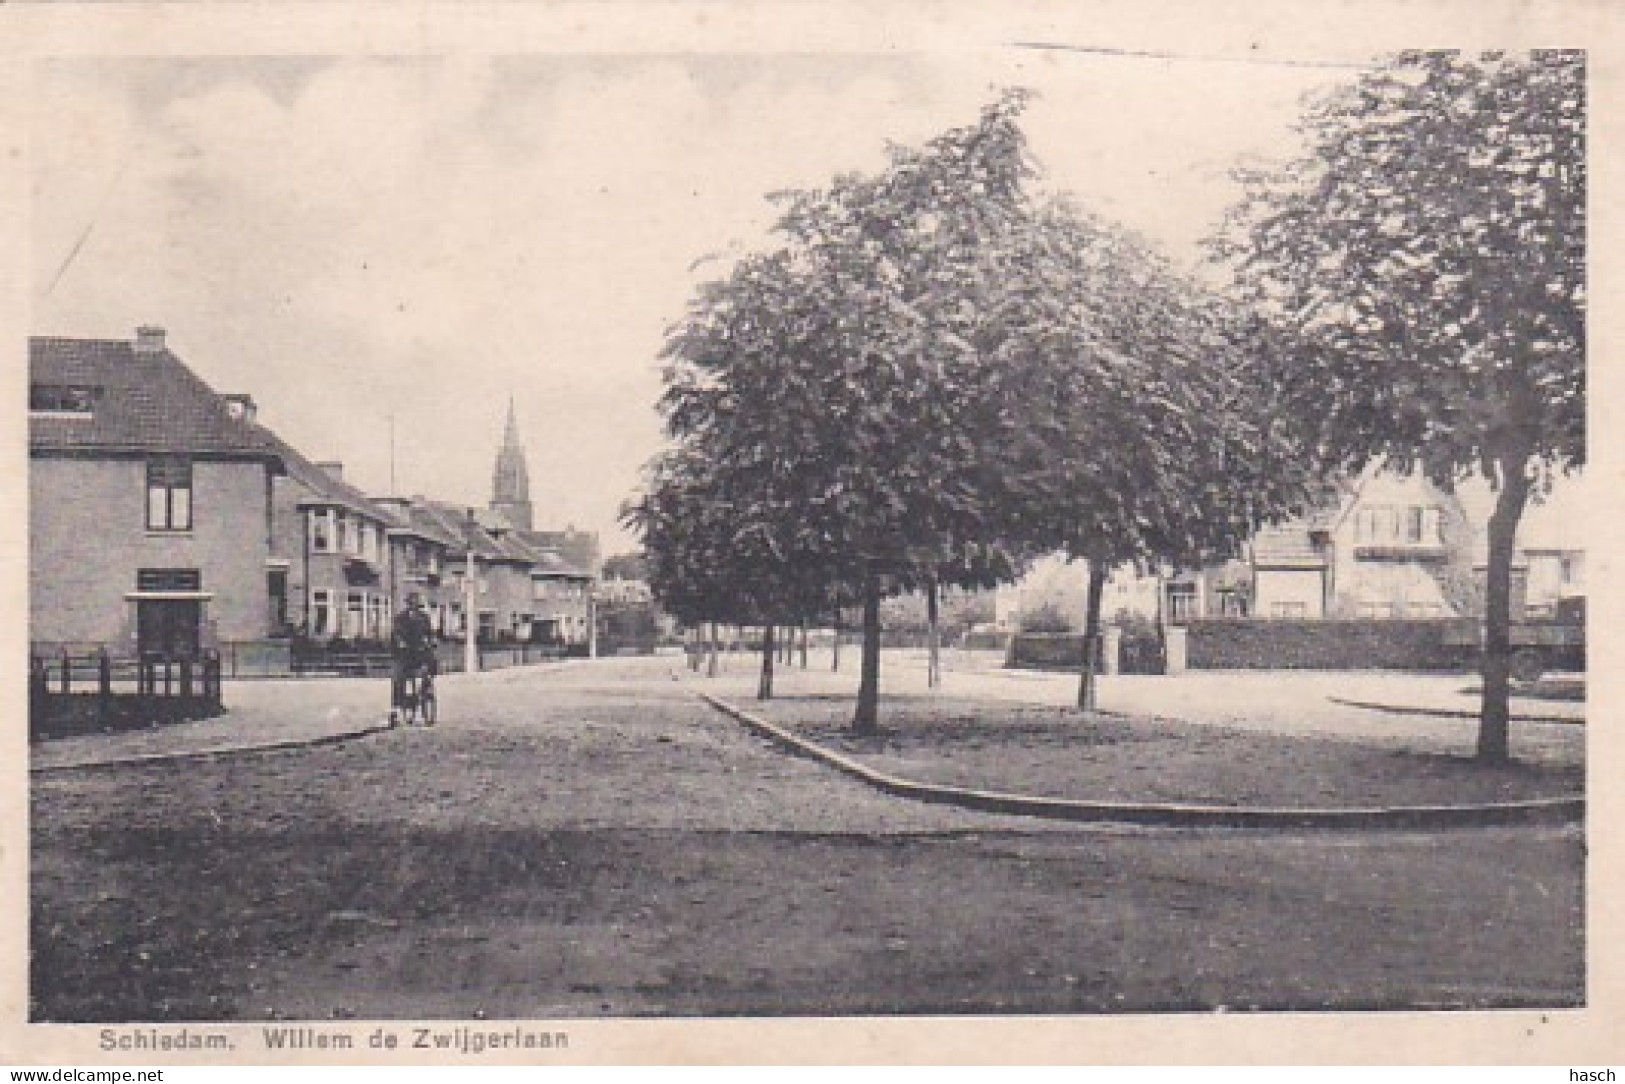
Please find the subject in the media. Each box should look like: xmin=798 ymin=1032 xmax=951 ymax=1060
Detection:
xmin=345 ymin=592 xmax=365 ymax=638
xmin=310 ymin=510 xmax=333 ymax=553
xmin=30 ymin=383 xmax=101 ymax=413
xmin=312 ymin=590 xmax=333 ymax=637
xmin=137 ymin=568 xmax=201 ymax=592
xmin=1356 ymin=506 xmax=1398 ymax=542
xmin=146 ymin=456 xmax=192 ymax=531
xmin=1166 ymin=585 xmax=1197 ymax=621
xmin=337 ymin=514 xmax=351 ymax=555
xmin=1357 ymin=505 xmax=1440 ymax=545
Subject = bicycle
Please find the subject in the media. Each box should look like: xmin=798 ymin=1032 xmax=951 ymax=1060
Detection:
xmin=393 ymin=660 xmax=438 ymax=727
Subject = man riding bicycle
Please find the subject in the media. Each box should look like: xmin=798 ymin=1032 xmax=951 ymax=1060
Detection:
xmin=390 ymin=592 xmax=438 ymax=724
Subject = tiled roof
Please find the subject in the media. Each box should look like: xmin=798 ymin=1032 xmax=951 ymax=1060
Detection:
xmin=1250 ymin=524 xmax=1326 ymax=568
xmin=531 ymin=549 xmax=591 ymax=577
xmin=485 ymin=530 xmax=538 ymax=565
xmin=514 ymin=529 xmax=594 ymax=578
xmin=417 ymin=501 xmax=504 ymax=559
xmin=257 ymin=427 xmax=402 ymax=527
xmin=376 ymin=499 xmax=463 ymax=548
xmin=29 ymin=336 xmax=282 ymax=462
xmin=475 ymin=509 xmax=586 ymax=570
xmin=474 ymin=507 xmax=515 ymax=534
xmin=516 ymin=528 xmax=597 ymax=577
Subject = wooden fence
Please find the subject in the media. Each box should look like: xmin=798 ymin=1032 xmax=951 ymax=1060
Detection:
xmin=29 ymin=650 xmax=225 ymax=741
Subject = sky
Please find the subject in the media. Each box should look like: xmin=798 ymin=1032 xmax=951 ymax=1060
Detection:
xmin=31 ymin=47 xmax=1353 ymax=552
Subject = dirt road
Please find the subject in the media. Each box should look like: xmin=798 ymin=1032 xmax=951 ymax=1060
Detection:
xmin=31 ymin=657 xmax=1583 ymax=1020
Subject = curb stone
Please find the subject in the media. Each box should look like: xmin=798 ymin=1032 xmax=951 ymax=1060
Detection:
xmin=1327 ymin=696 xmax=1583 ymax=726
xmin=701 ymin=694 xmax=1584 ymax=830
xmin=30 ymin=719 xmax=397 ymax=775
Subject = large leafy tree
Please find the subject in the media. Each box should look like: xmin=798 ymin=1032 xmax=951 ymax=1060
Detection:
xmin=1213 ymin=51 xmax=1584 ymax=761
xmin=648 ymin=93 xmax=1043 ymax=734
xmin=627 ymin=445 xmax=842 ymax=698
xmin=980 ymin=199 xmax=1318 ymax=708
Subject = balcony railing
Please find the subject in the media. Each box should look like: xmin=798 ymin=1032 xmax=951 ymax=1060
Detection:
xmin=1352 ymin=541 xmax=1449 ymax=561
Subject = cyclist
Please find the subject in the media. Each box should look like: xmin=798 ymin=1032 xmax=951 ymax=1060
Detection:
xmin=390 ymin=592 xmax=438 ymax=724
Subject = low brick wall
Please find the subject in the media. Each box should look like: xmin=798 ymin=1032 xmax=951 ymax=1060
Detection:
xmin=1185 ymin=619 xmax=1477 ymax=671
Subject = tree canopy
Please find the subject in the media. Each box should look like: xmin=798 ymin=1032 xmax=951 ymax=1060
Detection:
xmin=632 ymin=89 xmax=1324 ymax=728
xmin=1212 ymin=50 xmax=1584 ymax=759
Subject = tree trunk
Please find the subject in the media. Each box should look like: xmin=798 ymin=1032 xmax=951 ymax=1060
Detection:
xmin=757 ymin=624 xmax=775 ymax=700
xmin=832 ymin=608 xmax=842 ymax=672
xmin=799 ymin=619 xmax=809 ymax=669
xmin=926 ymin=576 xmax=942 ymax=689
xmin=706 ymin=621 xmax=719 ymax=678
xmin=853 ymin=566 xmax=883 ymax=735
xmin=1479 ymin=461 xmax=1532 ymax=762
xmin=1076 ymin=563 xmax=1108 ymax=712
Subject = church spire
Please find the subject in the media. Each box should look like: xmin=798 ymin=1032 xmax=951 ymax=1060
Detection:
xmin=503 ymin=395 xmax=521 ymax=448
xmin=490 ymin=396 xmax=534 ymax=531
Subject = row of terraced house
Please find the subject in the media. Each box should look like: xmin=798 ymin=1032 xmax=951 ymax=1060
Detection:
xmin=28 ymin=327 xmax=601 ymax=670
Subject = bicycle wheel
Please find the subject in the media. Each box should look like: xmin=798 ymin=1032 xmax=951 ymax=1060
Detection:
xmin=420 ymin=682 xmax=437 ymax=726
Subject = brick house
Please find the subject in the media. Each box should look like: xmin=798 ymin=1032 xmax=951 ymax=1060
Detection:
xmin=29 ymin=328 xmax=286 ymax=659
xmin=529 ymin=552 xmax=594 ymax=647
xmin=261 ymin=442 xmax=404 ymax=645
xmin=1242 ymin=470 xmax=1478 ymax=621
xmin=401 ymin=501 xmax=507 ymax=642
xmin=1001 ymin=470 xmax=1487 ymax=631
xmin=473 ymin=510 xmax=552 ymax=643
xmin=373 ymin=496 xmax=462 ymax=635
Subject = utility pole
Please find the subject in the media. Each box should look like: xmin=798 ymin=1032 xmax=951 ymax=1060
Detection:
xmin=587 ymin=580 xmax=598 ymax=659
xmin=464 ymin=511 xmax=479 ymax=675
xmin=464 ymin=549 xmax=480 ymax=674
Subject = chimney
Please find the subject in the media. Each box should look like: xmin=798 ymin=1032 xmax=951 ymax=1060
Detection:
xmin=315 ymin=461 xmax=344 ymax=481
xmin=133 ymin=326 xmax=166 ymax=354
xmin=223 ymin=393 xmax=258 ymax=423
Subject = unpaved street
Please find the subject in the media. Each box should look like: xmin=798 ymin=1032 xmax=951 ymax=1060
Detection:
xmin=31 ymin=657 xmax=1583 ymax=1020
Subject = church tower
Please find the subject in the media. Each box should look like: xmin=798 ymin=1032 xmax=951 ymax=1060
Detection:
xmin=490 ymin=397 xmax=534 ymax=531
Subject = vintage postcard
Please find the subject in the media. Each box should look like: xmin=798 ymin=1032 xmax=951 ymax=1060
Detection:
xmin=2 ymin=0 xmax=1620 ymax=1067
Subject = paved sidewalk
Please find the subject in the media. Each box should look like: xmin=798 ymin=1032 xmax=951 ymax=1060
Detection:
xmin=31 ymin=677 xmax=396 ymax=772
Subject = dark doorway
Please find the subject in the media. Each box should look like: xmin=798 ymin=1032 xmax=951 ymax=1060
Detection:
xmin=268 ymin=570 xmax=289 ymax=633
xmin=138 ymin=599 xmax=201 ymax=660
